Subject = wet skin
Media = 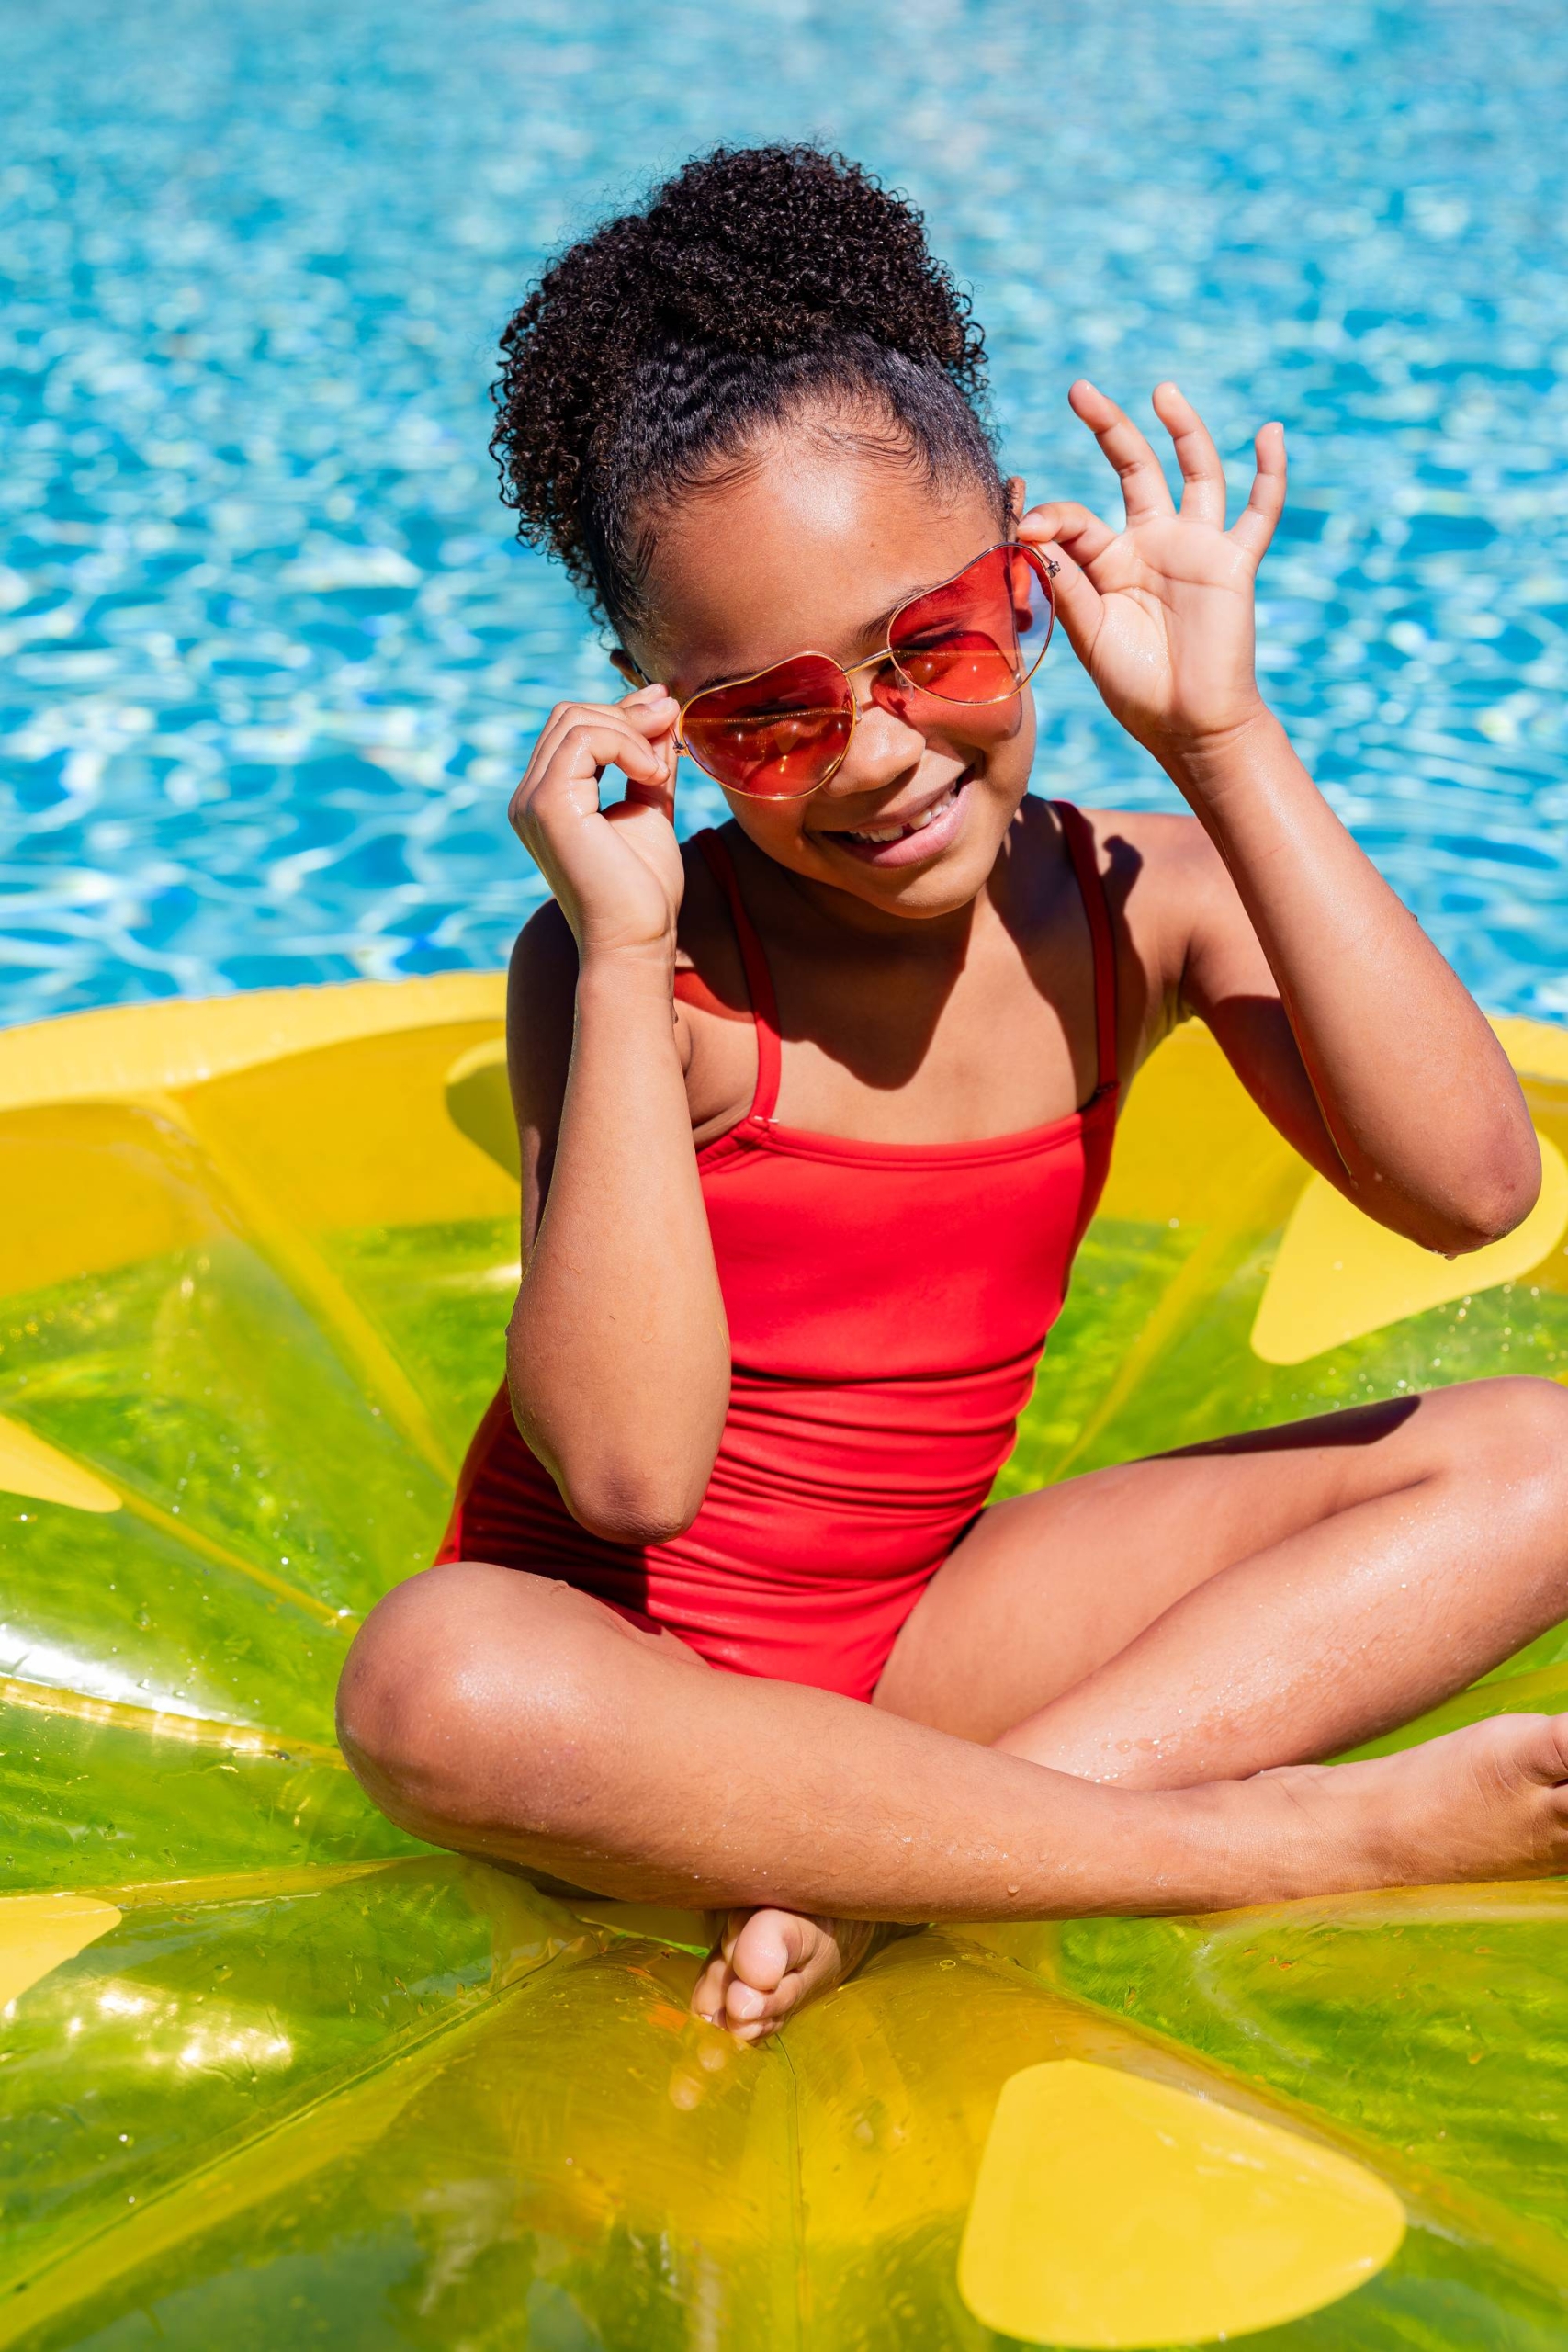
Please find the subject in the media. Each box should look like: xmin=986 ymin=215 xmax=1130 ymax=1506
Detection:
xmin=337 ymin=382 xmax=1568 ymax=2042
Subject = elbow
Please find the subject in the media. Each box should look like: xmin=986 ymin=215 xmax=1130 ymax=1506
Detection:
xmin=1430 ymin=1131 xmax=1542 ymax=1256
xmin=504 ymin=1351 xmax=723 ymax=1547
xmin=560 ymin=1471 xmax=708 ymax=1548
xmin=1440 ymin=1188 xmax=1539 ymax=1258
xmin=510 ymin=1395 xmax=712 ymax=1545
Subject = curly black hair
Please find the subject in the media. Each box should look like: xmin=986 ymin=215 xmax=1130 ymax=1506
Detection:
xmin=491 ymin=144 xmax=1006 ymax=638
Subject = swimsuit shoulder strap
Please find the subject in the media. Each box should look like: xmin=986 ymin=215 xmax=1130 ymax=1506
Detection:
xmin=694 ymin=810 xmax=1115 ymax=1121
xmin=693 ymin=827 xmax=783 ymax=1123
xmin=1050 ymin=800 xmax=1120 ymax=1097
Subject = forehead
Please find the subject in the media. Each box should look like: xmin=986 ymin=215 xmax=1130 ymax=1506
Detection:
xmin=636 ymin=435 xmax=1000 ymax=696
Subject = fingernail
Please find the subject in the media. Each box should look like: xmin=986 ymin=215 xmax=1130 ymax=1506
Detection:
xmin=728 ymin=1984 xmax=765 ymax=2022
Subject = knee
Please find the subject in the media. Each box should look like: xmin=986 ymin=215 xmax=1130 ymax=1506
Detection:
xmin=335 ymin=1562 xmax=596 ymax=1831
xmin=1444 ymin=1375 xmax=1568 ymax=1511
xmin=334 ymin=1563 xmax=493 ymax=1821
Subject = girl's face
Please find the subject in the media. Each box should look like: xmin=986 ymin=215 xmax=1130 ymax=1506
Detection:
xmin=626 ymin=428 xmax=1036 ymax=922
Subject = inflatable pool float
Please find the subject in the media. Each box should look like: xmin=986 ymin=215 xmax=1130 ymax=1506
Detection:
xmin=6 ymin=975 xmax=1568 ymax=2349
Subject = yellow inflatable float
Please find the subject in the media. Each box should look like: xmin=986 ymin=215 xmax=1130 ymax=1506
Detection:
xmin=6 ymin=978 xmax=1568 ymax=2349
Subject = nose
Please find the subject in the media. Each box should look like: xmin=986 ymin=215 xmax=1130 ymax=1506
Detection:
xmin=829 ymin=663 xmax=928 ymax=791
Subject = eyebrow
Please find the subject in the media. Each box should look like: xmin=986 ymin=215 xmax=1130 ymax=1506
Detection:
xmin=682 ymin=582 xmax=929 ymax=701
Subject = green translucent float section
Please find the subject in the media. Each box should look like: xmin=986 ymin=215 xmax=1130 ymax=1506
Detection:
xmin=4 ymin=979 xmax=1568 ymax=2347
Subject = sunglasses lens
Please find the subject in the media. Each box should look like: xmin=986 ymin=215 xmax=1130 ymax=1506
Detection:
xmin=682 ymin=655 xmax=853 ymax=799
xmin=891 ymin=543 xmax=1054 ymax=703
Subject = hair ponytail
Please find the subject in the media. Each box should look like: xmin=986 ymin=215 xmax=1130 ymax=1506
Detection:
xmin=491 ymin=144 xmax=1005 ymax=634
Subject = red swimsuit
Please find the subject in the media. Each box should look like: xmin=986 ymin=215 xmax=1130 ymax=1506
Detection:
xmin=436 ymin=801 xmax=1119 ymax=1702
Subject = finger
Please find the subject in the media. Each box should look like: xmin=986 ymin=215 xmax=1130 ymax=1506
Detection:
xmin=617 ymin=678 xmax=675 ymax=713
xmin=1068 ymin=379 xmax=1175 ymax=524
xmin=533 ymin=690 xmax=678 ymax=771
xmin=510 ymin=717 xmax=671 ymax=837
xmin=1150 ymin=381 xmax=1227 ymax=527
xmin=616 ymin=707 xmax=680 ymax=808
xmin=1028 ymin=537 xmax=1102 ymax=671
xmin=541 ymin=717 xmax=669 ymax=789
xmin=611 ymin=762 xmax=677 ymax=822
xmin=616 ymin=682 xmax=681 ymax=742
xmin=1229 ymin=421 xmax=1287 ymax=563
xmin=525 ymin=704 xmax=677 ymax=801
xmin=1019 ymin=501 xmax=1119 ymax=570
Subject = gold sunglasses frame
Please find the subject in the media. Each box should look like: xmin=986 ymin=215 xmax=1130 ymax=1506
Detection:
xmin=650 ymin=539 xmax=1056 ymax=803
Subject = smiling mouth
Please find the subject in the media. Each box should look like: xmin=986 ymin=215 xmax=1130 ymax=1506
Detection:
xmin=828 ymin=773 xmax=969 ymax=846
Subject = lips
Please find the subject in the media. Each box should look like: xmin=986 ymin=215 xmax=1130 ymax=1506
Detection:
xmin=816 ymin=771 xmax=973 ymax=867
xmin=818 ymin=771 xmax=971 ymax=847
xmin=842 ymin=783 xmax=960 ymax=845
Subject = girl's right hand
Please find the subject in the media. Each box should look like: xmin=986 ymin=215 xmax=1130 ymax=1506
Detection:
xmin=509 ymin=684 xmax=683 ymax=959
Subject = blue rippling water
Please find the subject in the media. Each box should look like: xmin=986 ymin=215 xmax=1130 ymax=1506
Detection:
xmin=2 ymin=0 xmax=1565 ymax=1022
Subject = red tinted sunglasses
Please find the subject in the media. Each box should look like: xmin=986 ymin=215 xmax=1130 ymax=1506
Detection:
xmin=669 ymin=540 xmax=1055 ymax=801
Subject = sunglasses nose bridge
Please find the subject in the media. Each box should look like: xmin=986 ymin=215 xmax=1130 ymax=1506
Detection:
xmin=840 ymin=642 xmax=898 ymax=718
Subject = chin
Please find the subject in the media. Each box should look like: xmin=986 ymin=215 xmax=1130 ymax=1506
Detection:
xmin=822 ymin=825 xmax=1009 ymax=918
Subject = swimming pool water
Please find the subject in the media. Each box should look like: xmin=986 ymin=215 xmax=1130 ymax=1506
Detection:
xmin=2 ymin=0 xmax=1565 ymax=1023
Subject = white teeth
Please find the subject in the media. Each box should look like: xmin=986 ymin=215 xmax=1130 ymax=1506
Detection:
xmin=843 ymin=782 xmax=958 ymax=846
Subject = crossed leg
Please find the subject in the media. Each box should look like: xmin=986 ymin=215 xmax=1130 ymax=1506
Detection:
xmin=337 ymin=1376 xmax=1568 ymax=2041
xmin=879 ymin=1379 xmax=1568 ymax=1774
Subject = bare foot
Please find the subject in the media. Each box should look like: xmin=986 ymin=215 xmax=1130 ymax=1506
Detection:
xmin=691 ymin=1908 xmax=897 ymax=2041
xmin=1259 ymin=1711 xmax=1568 ymax=1898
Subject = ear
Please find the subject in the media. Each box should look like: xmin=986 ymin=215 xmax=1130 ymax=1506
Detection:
xmin=1005 ymin=475 xmax=1028 ymax=531
xmin=608 ymin=647 xmax=644 ymax=686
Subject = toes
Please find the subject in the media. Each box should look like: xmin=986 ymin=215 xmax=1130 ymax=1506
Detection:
xmin=728 ymin=1906 xmax=818 ymax=1998
xmin=722 ymin=1910 xmax=827 ymax=2041
xmin=692 ymin=1907 xmax=759 ymax=2028
xmin=707 ymin=1908 xmax=846 ymax=2042
xmin=728 ymin=1971 xmax=804 ymax=2039
xmin=692 ymin=1908 xmax=892 ymax=2043
xmin=690 ymin=1949 xmax=732 ymax=2027
xmin=691 ymin=1908 xmax=802 ymax=2034
xmin=725 ymin=1977 xmax=775 ymax=2035
xmin=1463 ymin=1711 xmax=1568 ymax=1792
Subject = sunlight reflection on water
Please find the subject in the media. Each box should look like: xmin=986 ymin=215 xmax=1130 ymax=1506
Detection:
xmin=2 ymin=0 xmax=1564 ymax=1019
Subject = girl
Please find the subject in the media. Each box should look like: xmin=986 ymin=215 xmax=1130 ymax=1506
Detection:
xmin=339 ymin=145 xmax=1568 ymax=2043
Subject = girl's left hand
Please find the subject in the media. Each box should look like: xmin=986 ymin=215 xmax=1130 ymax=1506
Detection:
xmin=1021 ymin=381 xmax=1285 ymax=766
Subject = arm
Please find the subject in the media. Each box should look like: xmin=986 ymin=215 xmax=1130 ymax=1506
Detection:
xmin=1024 ymin=382 xmax=1539 ymax=1253
xmin=504 ymin=685 xmax=729 ymax=1544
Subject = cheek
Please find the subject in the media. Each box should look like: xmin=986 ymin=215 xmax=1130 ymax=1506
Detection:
xmin=879 ymin=685 xmax=1035 ymax=777
xmin=980 ymin=686 xmax=1037 ymax=774
xmin=721 ymin=797 xmax=812 ymax=862
xmin=872 ymin=674 xmax=1032 ymax=752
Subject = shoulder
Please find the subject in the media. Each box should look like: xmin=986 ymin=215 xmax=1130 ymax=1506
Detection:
xmin=1068 ymin=802 xmax=1277 ymax=1042
xmin=502 ymin=829 xmax=750 ymax=1129
xmin=673 ymin=828 xmax=751 ymax=1031
xmin=508 ymin=894 xmax=577 ymax=995
xmin=505 ymin=899 xmax=579 ymax=1129
xmin=1054 ymin=796 xmax=1218 ymax=920
xmin=507 ymin=896 xmax=580 ymax=1035
xmin=1066 ymin=801 xmax=1217 ymax=886
xmin=1066 ymin=803 xmax=1229 ymax=957
xmin=1051 ymin=803 xmax=1236 ymax=1062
